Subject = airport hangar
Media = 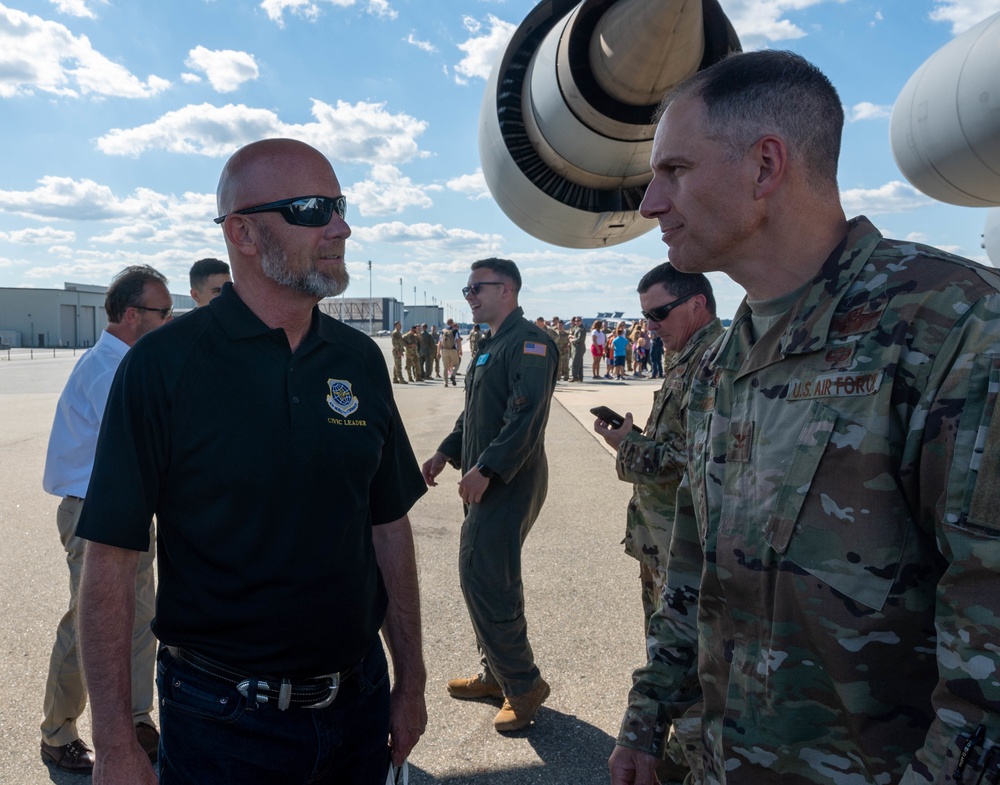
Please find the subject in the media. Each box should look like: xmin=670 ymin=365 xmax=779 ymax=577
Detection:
xmin=0 ymin=283 xmax=443 ymax=348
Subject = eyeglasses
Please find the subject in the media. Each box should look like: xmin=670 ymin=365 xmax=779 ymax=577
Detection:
xmin=641 ymin=291 xmax=697 ymax=322
xmin=462 ymin=281 xmax=505 ymax=298
xmin=133 ymin=305 xmax=173 ymax=319
xmin=213 ymin=195 xmax=347 ymax=227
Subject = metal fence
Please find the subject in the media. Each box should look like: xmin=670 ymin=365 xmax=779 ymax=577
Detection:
xmin=0 ymin=347 xmax=81 ymax=362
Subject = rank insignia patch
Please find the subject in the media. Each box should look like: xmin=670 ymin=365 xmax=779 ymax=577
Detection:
xmin=326 ymin=379 xmax=359 ymax=417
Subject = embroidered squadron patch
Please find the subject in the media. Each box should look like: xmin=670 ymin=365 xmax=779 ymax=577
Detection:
xmin=326 ymin=379 xmax=359 ymax=417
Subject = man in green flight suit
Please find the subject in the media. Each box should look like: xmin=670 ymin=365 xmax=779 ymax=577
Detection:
xmin=421 ymin=258 xmax=557 ymax=734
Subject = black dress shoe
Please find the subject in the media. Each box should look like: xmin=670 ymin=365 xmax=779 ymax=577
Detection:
xmin=41 ymin=738 xmax=95 ymax=773
xmin=135 ymin=721 xmax=160 ymax=762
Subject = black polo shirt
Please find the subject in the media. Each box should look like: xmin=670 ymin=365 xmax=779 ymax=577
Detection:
xmin=77 ymin=284 xmax=425 ymax=677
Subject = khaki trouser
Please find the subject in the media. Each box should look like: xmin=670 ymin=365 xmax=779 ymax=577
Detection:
xmin=441 ymin=348 xmax=460 ymax=380
xmin=41 ymin=496 xmax=157 ymax=746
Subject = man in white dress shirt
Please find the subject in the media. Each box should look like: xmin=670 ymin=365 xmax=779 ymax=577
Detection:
xmin=39 ymin=264 xmax=172 ymax=774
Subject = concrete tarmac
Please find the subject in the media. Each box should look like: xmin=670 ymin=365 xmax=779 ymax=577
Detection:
xmin=0 ymin=339 xmax=667 ymax=784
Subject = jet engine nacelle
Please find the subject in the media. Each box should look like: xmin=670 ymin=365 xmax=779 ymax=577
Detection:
xmin=890 ymin=12 xmax=1000 ymax=208
xmin=985 ymin=208 xmax=1000 ymax=266
xmin=478 ymin=0 xmax=739 ymax=249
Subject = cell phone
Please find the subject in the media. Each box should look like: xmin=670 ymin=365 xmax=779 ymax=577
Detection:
xmin=590 ymin=405 xmax=641 ymax=433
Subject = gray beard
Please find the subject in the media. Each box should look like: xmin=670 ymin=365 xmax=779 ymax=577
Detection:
xmin=258 ymin=223 xmax=349 ymax=298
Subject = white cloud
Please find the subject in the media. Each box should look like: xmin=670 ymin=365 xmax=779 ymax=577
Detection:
xmin=447 ymin=169 xmax=492 ymax=201
xmin=848 ymin=102 xmax=892 ymax=122
xmin=184 ymin=46 xmax=259 ymax=93
xmin=366 ymin=0 xmax=396 ymax=20
xmin=181 ymin=73 xmax=202 ymax=84
xmin=871 ymin=10 xmax=884 ymax=27
xmin=723 ymin=0 xmax=849 ymax=48
xmin=353 ymin=221 xmax=504 ymax=255
xmin=0 ymin=227 xmax=75 ymax=244
xmin=96 ymin=99 xmax=429 ymax=164
xmin=0 ymin=178 xmax=219 ymax=249
xmin=259 ymin=0 xmax=395 ymax=28
xmin=0 ymin=176 xmax=166 ymax=221
xmin=48 ymin=0 xmax=101 ymax=19
xmin=930 ymin=1 xmax=998 ymax=34
xmin=841 ymin=180 xmax=934 ymax=214
xmin=0 ymin=4 xmax=170 ymax=98
xmin=22 ymin=244 xmax=221 ymax=285
xmin=406 ymin=32 xmax=437 ymax=53
xmin=453 ymin=14 xmax=516 ymax=85
xmin=351 ymin=164 xmax=437 ymax=216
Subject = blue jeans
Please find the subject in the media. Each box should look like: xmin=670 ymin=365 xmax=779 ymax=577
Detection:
xmin=156 ymin=641 xmax=390 ymax=784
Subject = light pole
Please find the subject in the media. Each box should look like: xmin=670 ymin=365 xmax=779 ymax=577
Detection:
xmin=399 ymin=277 xmax=403 ymax=321
xmin=368 ymin=260 xmax=373 ymax=335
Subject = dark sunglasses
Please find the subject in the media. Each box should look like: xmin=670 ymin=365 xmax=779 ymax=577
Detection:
xmin=132 ymin=305 xmax=173 ymax=319
xmin=462 ymin=281 xmax=505 ymax=298
xmin=214 ymin=195 xmax=347 ymax=227
xmin=641 ymin=291 xmax=697 ymax=322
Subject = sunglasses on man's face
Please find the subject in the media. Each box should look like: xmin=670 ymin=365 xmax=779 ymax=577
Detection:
xmin=462 ymin=281 xmax=505 ymax=298
xmin=641 ymin=291 xmax=697 ymax=323
xmin=213 ymin=195 xmax=347 ymax=227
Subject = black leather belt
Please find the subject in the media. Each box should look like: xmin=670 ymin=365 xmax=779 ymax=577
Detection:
xmin=164 ymin=646 xmax=357 ymax=710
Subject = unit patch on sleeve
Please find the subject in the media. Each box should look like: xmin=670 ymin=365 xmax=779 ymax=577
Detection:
xmin=523 ymin=341 xmax=547 ymax=357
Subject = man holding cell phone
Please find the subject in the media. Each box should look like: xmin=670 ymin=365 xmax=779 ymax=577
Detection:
xmin=594 ymin=263 xmax=723 ymax=780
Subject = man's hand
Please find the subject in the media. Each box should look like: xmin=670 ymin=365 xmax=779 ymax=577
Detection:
xmin=594 ymin=412 xmax=634 ymax=451
xmin=458 ymin=467 xmax=490 ymax=505
xmin=372 ymin=517 xmax=427 ymax=768
xmin=609 ymin=744 xmax=660 ymax=785
xmin=387 ymin=681 xmax=427 ymax=767
xmin=421 ymin=451 xmax=449 ymax=486
xmin=93 ymin=742 xmax=158 ymax=785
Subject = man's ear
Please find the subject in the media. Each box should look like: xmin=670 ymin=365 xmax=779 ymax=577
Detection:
xmin=224 ymin=216 xmax=259 ymax=257
xmin=752 ymin=135 xmax=788 ymax=200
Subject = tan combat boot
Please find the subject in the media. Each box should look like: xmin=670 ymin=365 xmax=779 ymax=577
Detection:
xmin=493 ymin=678 xmax=550 ymax=732
xmin=446 ymin=674 xmax=503 ymax=700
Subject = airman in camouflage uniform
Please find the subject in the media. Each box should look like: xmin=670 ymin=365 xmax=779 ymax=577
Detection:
xmin=611 ymin=51 xmax=1000 ymax=785
xmin=402 ymin=325 xmax=420 ymax=381
xmin=390 ymin=321 xmax=407 ymax=384
xmin=569 ymin=316 xmax=587 ymax=382
xmin=553 ymin=319 xmax=571 ymax=381
xmin=467 ymin=324 xmax=482 ymax=371
xmin=597 ymin=266 xmax=724 ymax=627
xmin=597 ymin=264 xmax=724 ymax=783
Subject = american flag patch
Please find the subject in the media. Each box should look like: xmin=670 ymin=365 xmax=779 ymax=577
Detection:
xmin=523 ymin=341 xmax=547 ymax=356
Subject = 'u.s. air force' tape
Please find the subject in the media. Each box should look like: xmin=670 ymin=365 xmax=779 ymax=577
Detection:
xmin=787 ymin=370 xmax=884 ymax=401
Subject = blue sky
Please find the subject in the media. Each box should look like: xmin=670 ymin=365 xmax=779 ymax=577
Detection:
xmin=0 ymin=0 xmax=996 ymax=320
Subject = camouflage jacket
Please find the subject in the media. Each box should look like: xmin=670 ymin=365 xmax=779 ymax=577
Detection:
xmin=391 ymin=328 xmax=404 ymax=355
xmin=618 ymin=217 xmax=1000 ymax=785
xmin=617 ymin=318 xmax=725 ymax=566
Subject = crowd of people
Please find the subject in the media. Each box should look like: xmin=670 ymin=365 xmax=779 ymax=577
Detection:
xmin=587 ymin=319 xmax=664 ymax=381
xmin=33 ymin=49 xmax=1000 ymax=785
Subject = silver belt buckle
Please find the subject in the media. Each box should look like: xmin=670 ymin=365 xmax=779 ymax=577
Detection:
xmin=304 ymin=673 xmax=340 ymax=709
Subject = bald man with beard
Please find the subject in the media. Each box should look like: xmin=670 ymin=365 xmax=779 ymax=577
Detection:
xmin=77 ymin=139 xmax=427 ymax=785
